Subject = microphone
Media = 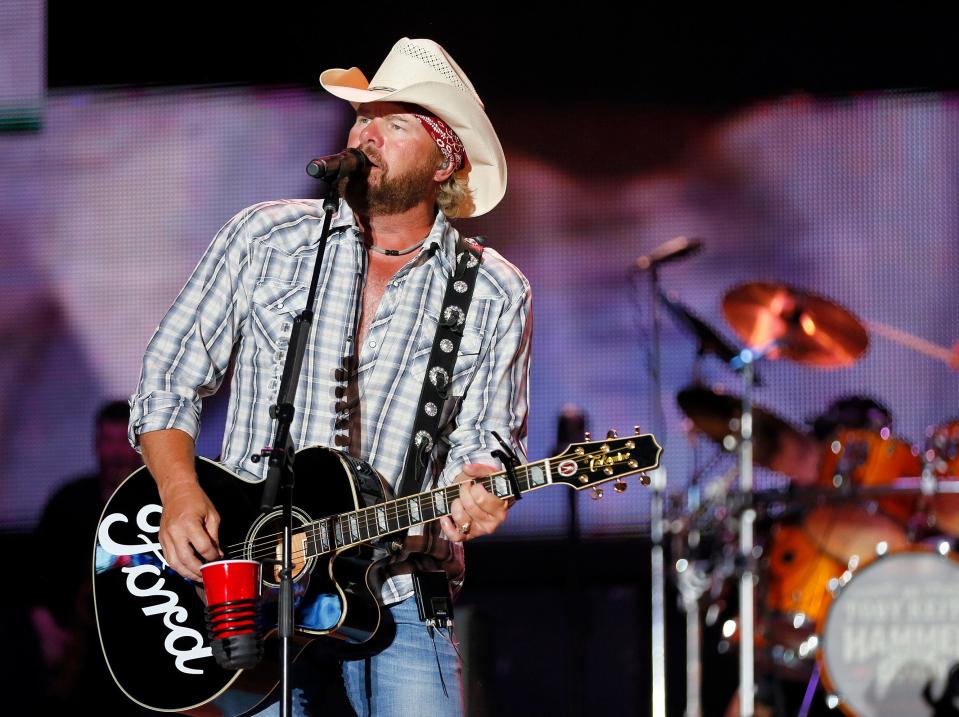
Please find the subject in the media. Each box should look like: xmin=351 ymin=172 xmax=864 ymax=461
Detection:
xmin=634 ymin=236 xmax=704 ymax=271
xmin=306 ymin=148 xmax=368 ymax=180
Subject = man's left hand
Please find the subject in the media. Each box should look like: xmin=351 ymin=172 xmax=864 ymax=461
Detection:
xmin=439 ymin=463 xmax=510 ymax=542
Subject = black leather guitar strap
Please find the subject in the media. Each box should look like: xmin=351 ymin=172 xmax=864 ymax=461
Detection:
xmin=395 ymin=235 xmax=484 ymax=499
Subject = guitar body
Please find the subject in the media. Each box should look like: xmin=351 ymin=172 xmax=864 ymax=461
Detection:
xmin=93 ymin=431 xmax=662 ymax=715
xmin=93 ymin=446 xmax=388 ymax=715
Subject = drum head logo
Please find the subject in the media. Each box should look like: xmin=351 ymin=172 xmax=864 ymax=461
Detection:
xmin=821 ymin=551 xmax=959 ymax=717
xmin=558 ymin=459 xmax=578 ymax=478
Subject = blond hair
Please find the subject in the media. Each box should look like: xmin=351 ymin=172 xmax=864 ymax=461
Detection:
xmin=437 ymin=168 xmax=475 ymax=219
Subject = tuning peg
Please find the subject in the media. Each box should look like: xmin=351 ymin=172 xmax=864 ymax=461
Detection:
xmin=591 ymin=487 xmax=604 ymax=500
xmin=638 ymin=473 xmax=651 ymax=486
xmin=584 ymin=431 xmax=591 ymax=441
xmin=614 ymin=479 xmax=628 ymax=493
xmin=607 ymin=429 xmax=618 ymax=438
xmin=634 ymin=425 xmax=641 ymax=434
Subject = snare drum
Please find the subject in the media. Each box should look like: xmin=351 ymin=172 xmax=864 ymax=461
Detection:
xmin=819 ymin=546 xmax=959 ymax=717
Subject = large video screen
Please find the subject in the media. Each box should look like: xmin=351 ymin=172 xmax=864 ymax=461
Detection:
xmin=3 ymin=86 xmax=956 ymax=540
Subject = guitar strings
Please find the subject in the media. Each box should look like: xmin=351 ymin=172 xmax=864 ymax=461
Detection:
xmin=221 ymin=448 xmax=637 ymax=560
xmin=232 ymin=472 xmax=504 ymax=563
xmin=219 ymin=462 xmax=530 ymax=560
xmin=230 ymin=464 xmax=576 ymax=562
xmin=218 ymin=465 xmax=519 ymax=557
xmin=218 ymin=448 xmax=638 ymax=561
xmin=222 ymin=473 xmax=495 ymax=560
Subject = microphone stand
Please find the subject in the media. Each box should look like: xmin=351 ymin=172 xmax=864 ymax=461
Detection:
xmin=635 ymin=245 xmax=707 ymax=717
xmin=254 ymin=175 xmax=342 ymax=717
xmin=647 ymin=265 xmax=668 ymax=717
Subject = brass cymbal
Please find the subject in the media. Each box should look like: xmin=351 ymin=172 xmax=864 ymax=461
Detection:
xmin=722 ymin=282 xmax=868 ymax=367
xmin=677 ymin=385 xmax=809 ymax=470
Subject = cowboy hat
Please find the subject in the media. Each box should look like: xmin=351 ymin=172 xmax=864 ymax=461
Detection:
xmin=320 ymin=37 xmax=507 ymax=217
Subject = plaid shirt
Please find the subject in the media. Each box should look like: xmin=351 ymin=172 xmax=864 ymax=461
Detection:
xmin=130 ymin=199 xmax=531 ymax=602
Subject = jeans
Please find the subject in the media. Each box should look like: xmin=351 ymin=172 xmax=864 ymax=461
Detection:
xmin=245 ymin=596 xmax=463 ymax=717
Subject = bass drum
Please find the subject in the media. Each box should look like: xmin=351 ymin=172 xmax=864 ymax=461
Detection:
xmin=819 ymin=546 xmax=959 ymax=717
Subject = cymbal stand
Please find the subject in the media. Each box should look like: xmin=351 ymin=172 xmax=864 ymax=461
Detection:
xmin=738 ymin=355 xmax=756 ymax=717
xmin=728 ymin=343 xmax=776 ymax=717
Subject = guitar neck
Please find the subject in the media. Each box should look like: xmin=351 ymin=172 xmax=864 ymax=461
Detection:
xmin=305 ymin=460 xmax=552 ymax=556
xmin=303 ymin=432 xmax=660 ymax=557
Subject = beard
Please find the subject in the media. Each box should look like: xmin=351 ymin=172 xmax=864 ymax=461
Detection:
xmin=341 ymin=150 xmax=439 ymax=217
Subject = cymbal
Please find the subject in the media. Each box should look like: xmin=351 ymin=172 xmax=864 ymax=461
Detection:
xmin=677 ymin=385 xmax=809 ymax=469
xmin=722 ymin=282 xmax=868 ymax=367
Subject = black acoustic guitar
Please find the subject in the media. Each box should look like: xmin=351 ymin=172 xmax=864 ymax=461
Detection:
xmin=93 ymin=431 xmax=661 ymax=715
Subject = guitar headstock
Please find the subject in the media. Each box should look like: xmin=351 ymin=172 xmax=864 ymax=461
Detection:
xmin=550 ymin=427 xmax=663 ymax=498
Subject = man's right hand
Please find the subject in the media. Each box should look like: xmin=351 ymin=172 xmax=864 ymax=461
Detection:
xmin=139 ymin=428 xmax=222 ymax=581
xmin=157 ymin=479 xmax=222 ymax=581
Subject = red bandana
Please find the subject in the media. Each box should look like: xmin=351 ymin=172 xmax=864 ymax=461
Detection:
xmin=413 ymin=113 xmax=466 ymax=171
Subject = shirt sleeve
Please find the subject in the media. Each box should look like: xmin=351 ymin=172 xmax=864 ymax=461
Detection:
xmin=128 ymin=206 xmax=255 ymax=448
xmin=437 ymin=280 xmax=532 ymax=487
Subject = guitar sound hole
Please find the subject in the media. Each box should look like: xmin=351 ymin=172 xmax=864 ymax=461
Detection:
xmin=253 ymin=511 xmax=315 ymax=587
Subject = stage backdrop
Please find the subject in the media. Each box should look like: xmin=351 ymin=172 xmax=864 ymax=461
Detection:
xmin=1 ymin=86 xmax=957 ymax=536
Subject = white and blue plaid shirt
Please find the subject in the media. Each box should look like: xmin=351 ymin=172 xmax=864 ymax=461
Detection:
xmin=130 ymin=199 xmax=531 ymax=602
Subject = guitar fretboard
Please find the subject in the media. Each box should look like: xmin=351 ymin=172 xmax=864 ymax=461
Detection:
xmin=304 ymin=460 xmax=553 ymax=556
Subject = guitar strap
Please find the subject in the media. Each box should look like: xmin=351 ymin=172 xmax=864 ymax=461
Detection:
xmin=395 ymin=235 xmax=484 ymax=500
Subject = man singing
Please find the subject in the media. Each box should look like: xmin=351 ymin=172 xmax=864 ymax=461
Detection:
xmin=129 ymin=38 xmax=531 ymax=715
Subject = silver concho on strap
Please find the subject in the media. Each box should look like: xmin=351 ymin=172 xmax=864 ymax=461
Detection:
xmin=455 ymin=250 xmax=479 ymax=269
xmin=440 ymin=338 xmax=454 ymax=353
xmin=424 ymin=402 xmax=438 ymax=417
xmin=414 ymin=430 xmax=434 ymax=453
xmin=442 ymin=305 xmax=466 ymax=328
xmin=454 ymin=280 xmax=468 ymax=294
xmin=429 ymin=366 xmax=449 ymax=389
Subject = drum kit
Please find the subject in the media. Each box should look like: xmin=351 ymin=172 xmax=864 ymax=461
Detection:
xmin=667 ymin=281 xmax=959 ymax=717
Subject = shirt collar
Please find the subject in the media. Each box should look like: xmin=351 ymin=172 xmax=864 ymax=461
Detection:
xmin=332 ymin=200 xmax=458 ymax=275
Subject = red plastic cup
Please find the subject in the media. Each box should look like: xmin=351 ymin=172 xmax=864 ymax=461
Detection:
xmin=201 ymin=559 xmax=261 ymax=604
xmin=201 ymin=560 xmax=261 ymax=638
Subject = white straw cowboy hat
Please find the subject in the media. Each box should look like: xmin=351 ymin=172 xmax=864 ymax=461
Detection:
xmin=320 ymin=37 xmax=507 ymax=217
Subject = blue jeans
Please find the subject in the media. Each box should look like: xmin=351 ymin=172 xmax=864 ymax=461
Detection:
xmin=243 ymin=596 xmax=463 ymax=717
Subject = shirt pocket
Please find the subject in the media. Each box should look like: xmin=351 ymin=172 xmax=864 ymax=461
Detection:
xmin=410 ymin=298 xmax=498 ymax=397
xmin=249 ymin=280 xmax=308 ymax=354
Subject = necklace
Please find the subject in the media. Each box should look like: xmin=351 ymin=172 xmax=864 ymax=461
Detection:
xmin=368 ymin=238 xmax=426 ymax=257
